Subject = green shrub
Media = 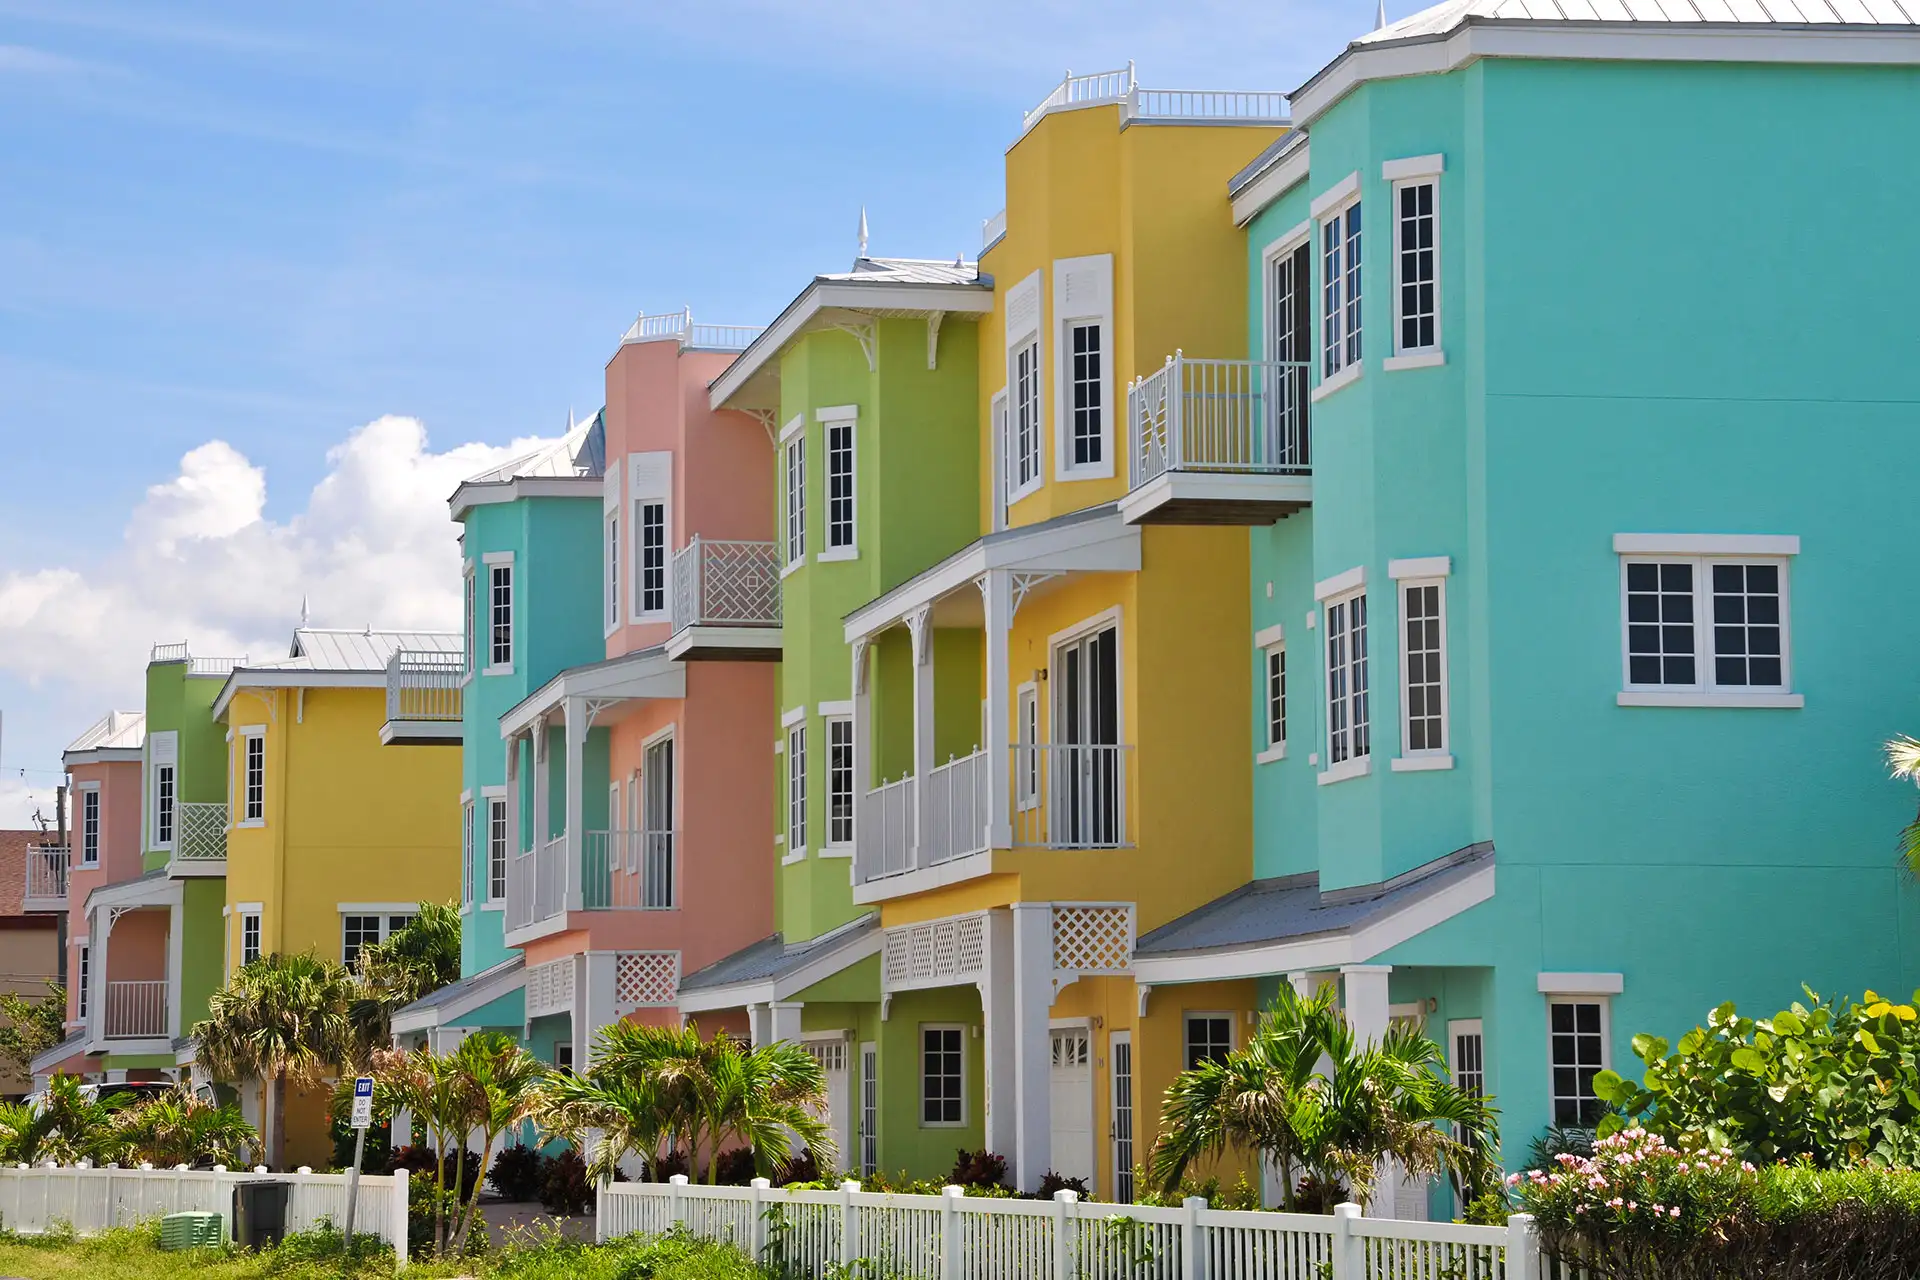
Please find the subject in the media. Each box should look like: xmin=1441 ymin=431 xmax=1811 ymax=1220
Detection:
xmin=607 ymin=1229 xmax=764 ymax=1280
xmin=489 ymin=1143 xmax=553 ymax=1202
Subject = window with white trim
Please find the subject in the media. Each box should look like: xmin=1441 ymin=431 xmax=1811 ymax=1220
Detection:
xmin=342 ymin=912 xmax=415 ymax=968
xmin=242 ymin=731 xmax=265 ymax=824
xmin=637 ymin=501 xmax=666 ymax=616
xmin=1016 ymin=684 xmax=1039 ymax=809
xmin=150 ymin=730 xmax=178 ymax=851
xmin=463 ymin=564 xmax=476 ymax=677
xmin=1185 ymin=1014 xmax=1234 ymax=1068
xmin=826 ymin=716 xmax=853 ymax=848
xmin=489 ymin=561 xmax=513 ymax=668
xmin=1263 ymin=645 xmax=1286 ymax=757
xmin=488 ymin=797 xmax=508 ymax=902
xmin=1622 ymin=557 xmax=1788 ymax=693
xmin=860 ymin=1042 xmax=878 ymax=1176
xmin=77 ymin=944 xmax=90 ymax=1019
xmin=1549 ymin=998 xmax=1608 ymax=1127
xmin=605 ymin=511 xmax=620 ymax=630
xmin=920 ymin=1025 xmax=964 ymax=1126
xmin=1267 ymin=238 xmax=1313 ymax=464
xmin=81 ymin=787 xmax=100 ymax=865
xmin=1394 ymin=179 xmax=1438 ymax=354
xmin=786 ymin=723 xmax=807 ymax=857
xmin=1450 ymin=1020 xmax=1485 ymax=1099
xmin=825 ymin=414 xmax=855 ymax=554
xmin=1325 ymin=591 xmax=1370 ymax=766
xmin=1321 ymin=199 xmax=1362 ymax=378
xmin=1067 ymin=321 xmax=1102 ymax=467
xmin=241 ymin=912 xmax=261 ymax=965
xmin=784 ymin=436 xmax=807 ymax=568
xmin=154 ymin=767 xmax=173 ymax=848
xmin=461 ymin=800 xmax=474 ymax=908
xmin=1013 ymin=338 xmax=1041 ymax=495
xmin=1400 ymin=580 xmax=1447 ymax=754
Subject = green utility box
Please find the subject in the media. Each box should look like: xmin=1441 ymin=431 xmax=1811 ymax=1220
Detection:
xmin=159 ymin=1211 xmax=225 ymax=1250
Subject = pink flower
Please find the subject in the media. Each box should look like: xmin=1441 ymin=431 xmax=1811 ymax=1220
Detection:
xmin=1670 ymin=1208 xmax=1681 ymax=1219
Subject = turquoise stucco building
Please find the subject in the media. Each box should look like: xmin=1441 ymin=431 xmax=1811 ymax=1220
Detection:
xmin=1125 ymin=0 xmax=1920 ymax=1208
xmin=390 ymin=415 xmax=607 ymax=1051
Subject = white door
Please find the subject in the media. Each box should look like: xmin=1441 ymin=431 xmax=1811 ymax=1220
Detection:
xmin=1109 ymin=1030 xmax=1134 ymax=1203
xmin=1049 ymin=1028 xmax=1093 ymax=1186
xmin=807 ymin=1040 xmax=850 ymax=1169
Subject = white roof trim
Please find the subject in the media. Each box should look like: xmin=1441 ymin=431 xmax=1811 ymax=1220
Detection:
xmin=1254 ymin=623 xmax=1287 ymax=649
xmin=1387 ymin=556 xmax=1452 ymax=579
xmin=1232 ymin=137 xmax=1313 ymax=228
xmin=391 ymin=964 xmax=526 ymax=1034
xmin=450 ymin=475 xmax=600 ymax=521
xmin=1309 ymin=171 xmax=1362 ymax=221
xmin=1612 ymin=533 xmax=1799 ymax=555
xmin=1538 ymin=971 xmax=1625 ymax=995
xmin=676 ymin=926 xmax=884 ymax=1014
xmin=1382 ymin=153 xmax=1447 ymax=181
xmin=498 ymin=651 xmax=686 ymax=738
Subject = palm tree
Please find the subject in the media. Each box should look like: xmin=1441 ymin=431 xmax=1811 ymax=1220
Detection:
xmin=192 ymin=953 xmax=358 ymax=1169
xmin=444 ymin=1033 xmax=545 ymax=1253
xmin=1887 ymin=735 xmax=1920 ymax=872
xmin=0 ymin=1075 xmax=124 ymax=1165
xmin=350 ymin=904 xmax=461 ymax=1048
xmin=109 ymin=1086 xmax=257 ymax=1168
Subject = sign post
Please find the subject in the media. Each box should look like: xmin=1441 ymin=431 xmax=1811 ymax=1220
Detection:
xmin=343 ymin=1076 xmax=374 ymax=1245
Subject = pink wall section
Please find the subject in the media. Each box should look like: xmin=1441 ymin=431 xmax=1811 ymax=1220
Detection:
xmin=104 ymin=908 xmax=168 ymax=982
xmin=64 ymin=759 xmax=145 ymax=1026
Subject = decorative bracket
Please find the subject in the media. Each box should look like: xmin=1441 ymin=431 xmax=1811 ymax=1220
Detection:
xmin=742 ymin=407 xmax=779 ymax=444
xmin=833 ymin=317 xmax=878 ymax=372
xmin=1137 ymin=983 xmax=1152 ymax=1018
xmin=104 ymin=904 xmax=145 ymax=935
xmin=906 ymin=605 xmax=933 ymax=667
xmin=926 ymin=312 xmax=944 ymax=371
xmin=850 ymin=636 xmax=871 ymax=696
xmin=1010 ymin=571 xmax=1064 ymax=620
xmin=296 ymin=688 xmax=305 ymax=725
xmin=585 ymin=697 xmax=623 ymax=728
xmin=879 ymin=992 xmax=893 ymax=1021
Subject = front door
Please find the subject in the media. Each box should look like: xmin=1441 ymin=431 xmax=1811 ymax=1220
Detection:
xmin=1054 ymin=626 xmax=1120 ymax=846
xmin=1109 ymin=1030 xmax=1134 ymax=1203
xmin=805 ymin=1039 xmax=850 ymax=1168
xmin=1049 ymin=1028 xmax=1093 ymax=1187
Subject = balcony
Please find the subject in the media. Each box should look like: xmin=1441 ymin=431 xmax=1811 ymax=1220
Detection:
xmin=170 ymin=802 xmax=228 ymax=875
xmin=103 ymin=979 xmax=167 ymax=1040
xmin=666 ymin=536 xmax=782 ymax=661
xmin=855 ymin=743 xmax=1133 ymax=889
xmin=1021 ymin=64 xmax=1289 ymax=137
xmin=1120 ymin=355 xmax=1313 ymax=526
xmin=381 ymin=649 xmax=464 ymax=746
xmin=23 ymin=844 xmax=68 ymax=912
xmin=620 ymin=308 xmax=764 ymax=353
xmin=507 ymin=828 xmax=676 ymax=938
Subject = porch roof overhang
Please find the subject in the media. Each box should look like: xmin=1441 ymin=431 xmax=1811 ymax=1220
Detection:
xmin=391 ymin=956 xmax=525 ymax=1035
xmin=842 ymin=504 xmax=1141 ymax=643
xmin=212 ymin=669 xmax=382 ymax=719
xmin=676 ymin=914 xmax=881 ymax=1013
xmin=1130 ymin=844 xmax=1495 ymax=986
xmin=30 ymin=1031 xmax=92 ymax=1077
xmin=498 ymin=646 xmax=686 ymax=738
xmin=84 ymin=868 xmax=181 ymax=914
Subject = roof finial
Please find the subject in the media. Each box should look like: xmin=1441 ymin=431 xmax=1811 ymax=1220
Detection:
xmin=299 ymin=595 xmax=309 ymax=628
xmin=1375 ymin=0 xmax=1387 ymax=28
xmin=858 ymin=206 xmax=869 ymax=260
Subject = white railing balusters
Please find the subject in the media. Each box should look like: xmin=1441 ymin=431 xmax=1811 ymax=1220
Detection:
xmin=102 ymin=980 xmax=167 ymax=1039
xmin=1011 ymin=743 xmax=1133 ymax=850
xmin=623 ymin=310 xmax=764 ymax=352
xmin=1021 ymin=64 xmax=1286 ymax=135
xmin=581 ymin=829 xmax=676 ymax=911
xmin=384 ymin=649 xmax=463 ymax=723
xmin=1129 ymin=356 xmax=1313 ymax=490
xmin=24 ymin=845 xmax=68 ymax=904
xmin=672 ymin=537 xmax=782 ymax=633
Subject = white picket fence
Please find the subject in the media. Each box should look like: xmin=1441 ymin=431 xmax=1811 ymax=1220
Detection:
xmin=0 ymin=1164 xmax=411 ymax=1262
xmin=601 ymin=1177 xmax=1542 ymax=1280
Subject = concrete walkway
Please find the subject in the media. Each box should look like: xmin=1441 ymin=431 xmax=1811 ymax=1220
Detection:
xmin=478 ymin=1200 xmax=595 ymax=1249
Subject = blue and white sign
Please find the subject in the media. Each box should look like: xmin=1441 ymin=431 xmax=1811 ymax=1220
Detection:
xmin=350 ymin=1076 xmax=374 ymax=1129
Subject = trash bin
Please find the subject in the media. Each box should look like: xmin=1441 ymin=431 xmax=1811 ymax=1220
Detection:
xmin=233 ymin=1179 xmax=291 ymax=1249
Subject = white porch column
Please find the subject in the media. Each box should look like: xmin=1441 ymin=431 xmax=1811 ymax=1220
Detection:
xmin=166 ymin=897 xmax=184 ymax=1040
xmin=89 ymin=906 xmax=109 ymax=1048
xmin=747 ymin=1003 xmax=772 ymax=1047
xmin=770 ymin=1001 xmax=804 ymax=1046
xmin=978 ymin=910 xmax=1016 ymax=1161
xmin=851 ymin=640 xmax=871 ymax=873
xmin=576 ymin=951 xmax=616 ymax=1069
xmin=1010 ymin=902 xmax=1053 ymax=1191
xmin=908 ymin=606 xmax=935 ymax=857
xmin=563 ymin=699 xmax=588 ymax=913
xmin=505 ymin=730 xmax=522 ymax=860
xmin=979 ymin=570 xmax=1013 ymax=849
xmin=531 ymin=716 xmax=550 ymax=855
xmin=1341 ymin=964 xmax=1393 ymax=1044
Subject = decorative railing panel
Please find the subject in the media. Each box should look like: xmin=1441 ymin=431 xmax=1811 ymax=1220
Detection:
xmin=1129 ymin=356 xmax=1312 ymax=490
xmin=672 ymin=537 xmax=782 ymax=632
xmin=1022 ymin=64 xmax=1288 ymax=135
xmin=176 ymin=802 xmax=228 ymax=862
xmin=921 ymin=749 xmax=991 ymax=866
xmin=622 ymin=308 xmax=764 ymax=352
xmin=1011 ymin=743 xmax=1133 ymax=850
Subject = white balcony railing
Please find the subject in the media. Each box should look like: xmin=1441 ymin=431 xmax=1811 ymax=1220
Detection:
xmin=507 ymin=835 xmax=571 ymax=932
xmin=1129 ymin=355 xmax=1312 ymax=490
xmin=621 ymin=308 xmax=765 ymax=352
xmin=149 ymin=641 xmax=247 ymax=676
xmin=1021 ymin=63 xmax=1288 ymax=135
xmin=921 ymin=749 xmax=992 ymax=865
xmin=1012 ymin=743 xmax=1133 ymax=849
xmin=855 ymin=775 xmax=916 ymax=883
xmin=385 ymin=649 xmax=463 ymax=722
xmin=981 ymin=208 xmax=1007 ymax=249
xmin=24 ymin=845 xmax=68 ymax=904
xmin=103 ymin=980 xmax=167 ymax=1040
xmin=175 ymin=802 xmax=227 ymax=863
xmin=582 ymin=829 xmax=675 ymax=911
xmin=671 ymin=537 xmax=781 ymax=633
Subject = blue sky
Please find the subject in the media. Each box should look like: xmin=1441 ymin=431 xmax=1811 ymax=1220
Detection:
xmin=0 ymin=0 xmax=1377 ymax=825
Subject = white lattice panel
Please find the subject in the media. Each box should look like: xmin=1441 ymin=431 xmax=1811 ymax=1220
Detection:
xmin=881 ymin=911 xmax=989 ymax=992
xmin=614 ymin=950 xmax=679 ymax=1009
xmin=525 ymin=956 xmax=576 ymax=1018
xmin=1052 ymin=903 xmax=1134 ymax=975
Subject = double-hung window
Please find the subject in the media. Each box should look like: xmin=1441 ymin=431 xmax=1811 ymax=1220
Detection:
xmin=1549 ymin=998 xmax=1608 ymax=1127
xmin=77 ymin=944 xmax=90 ymax=1019
xmin=1318 ymin=570 xmax=1371 ymax=781
xmin=240 ymin=730 xmax=266 ymax=824
xmin=342 ymin=912 xmax=415 ymax=968
xmin=1053 ymin=254 xmax=1113 ymax=478
xmin=1616 ymin=535 xmax=1799 ymax=706
xmin=485 ymin=555 xmax=514 ymax=671
xmin=822 ymin=408 xmax=856 ymax=558
xmin=1013 ymin=339 xmax=1041 ymax=493
xmin=1015 ymin=684 xmax=1040 ymax=809
xmin=1389 ymin=558 xmax=1451 ymax=766
xmin=1384 ymin=155 xmax=1443 ymax=366
xmin=1184 ymin=1014 xmax=1234 ymax=1069
xmin=463 ymin=565 xmax=476 ymax=677
xmin=1067 ymin=322 xmax=1102 ymax=467
xmin=461 ymin=800 xmax=475 ymax=908
xmin=783 ymin=419 xmax=807 ymax=571
xmin=486 ymin=794 xmax=508 ymax=903
xmin=240 ymin=912 xmax=261 ymax=966
xmin=786 ymin=721 xmax=807 ymax=858
xmin=921 ymin=1025 xmax=964 ymax=1126
xmin=150 ymin=730 xmax=178 ymax=851
xmin=826 ymin=716 xmax=853 ymax=848
xmin=81 ymin=787 xmax=100 ymax=865
xmin=1005 ymin=269 xmax=1046 ymax=500
xmin=1317 ymin=183 xmax=1362 ymax=385
xmin=1255 ymin=626 xmax=1286 ymax=764
xmin=629 ymin=452 xmax=671 ymax=621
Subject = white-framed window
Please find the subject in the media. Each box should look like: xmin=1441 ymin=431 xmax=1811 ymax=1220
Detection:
xmin=859 ymin=1042 xmax=878 ymax=1177
xmin=822 ymin=408 xmax=856 ymax=558
xmin=1264 ymin=232 xmax=1314 ymax=466
xmin=784 ymin=430 xmax=807 ymax=571
xmin=1256 ymin=625 xmax=1286 ymax=764
xmin=80 ymin=785 xmax=101 ymax=865
xmin=786 ymin=722 xmax=807 ymax=858
xmin=1393 ymin=177 xmax=1438 ymax=357
xmin=920 ymin=1024 xmax=965 ymax=1126
xmin=605 ymin=510 xmax=620 ymax=632
xmin=1067 ymin=322 xmax=1102 ymax=466
xmin=240 ymin=912 xmax=261 ymax=965
xmin=826 ymin=716 xmax=853 ymax=848
xmin=629 ymin=452 xmax=671 ymax=621
xmin=76 ymin=944 xmax=90 ymax=1019
xmin=149 ymin=730 xmax=178 ymax=851
xmin=1184 ymin=1013 xmax=1234 ymax=1068
xmin=637 ymin=501 xmax=667 ymax=616
xmin=485 ymin=554 xmax=514 ymax=671
xmin=1448 ymin=1018 xmax=1485 ymax=1098
xmin=1548 ymin=998 xmax=1609 ymax=1127
xmin=461 ymin=800 xmax=475 ymax=909
xmin=463 ymin=563 xmax=476 ymax=678
xmin=643 ymin=733 xmax=675 ymax=907
xmin=1015 ymin=683 xmax=1040 ymax=809
xmin=342 ymin=911 xmax=415 ymax=968
xmin=487 ymin=795 xmax=508 ymax=903
xmin=1320 ymin=196 xmax=1362 ymax=381
xmin=1053 ymin=254 xmax=1113 ymax=479
xmin=1388 ymin=560 xmax=1451 ymax=764
xmin=239 ymin=728 xmax=266 ymax=825
xmin=1618 ymin=538 xmax=1796 ymax=705
xmin=1006 ymin=270 xmax=1045 ymax=502
xmin=1321 ymin=580 xmax=1371 ymax=778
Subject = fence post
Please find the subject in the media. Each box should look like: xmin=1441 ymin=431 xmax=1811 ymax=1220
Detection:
xmin=1168 ymin=352 xmax=1185 ymax=471
xmin=750 ymin=1178 xmax=770 ymax=1262
xmin=1507 ymin=1213 xmax=1540 ymax=1280
xmin=1052 ymin=1189 xmax=1078 ymax=1280
xmin=839 ymin=1178 xmax=861 ymax=1270
xmin=940 ymin=1185 xmax=964 ymax=1280
xmin=1180 ymin=1195 xmax=1206 ymax=1280
xmin=392 ymin=1169 xmax=409 ymax=1267
xmin=670 ymin=1173 xmax=689 ymax=1228
xmin=294 ymin=1166 xmax=310 ymax=1233
xmin=1332 ymin=1203 xmax=1361 ymax=1280
xmin=597 ymin=1177 xmax=608 ymax=1246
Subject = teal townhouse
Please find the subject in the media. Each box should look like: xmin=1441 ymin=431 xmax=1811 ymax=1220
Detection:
xmin=387 ymin=414 xmax=608 ymax=1053
xmin=1119 ymin=0 xmax=1920 ymax=1212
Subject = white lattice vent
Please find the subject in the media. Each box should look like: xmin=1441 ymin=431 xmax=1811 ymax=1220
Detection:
xmin=614 ymin=950 xmax=680 ymax=1009
xmin=1052 ymin=903 xmax=1134 ymax=975
xmin=881 ymin=912 xmax=988 ymax=991
xmin=525 ymin=957 xmax=576 ymax=1019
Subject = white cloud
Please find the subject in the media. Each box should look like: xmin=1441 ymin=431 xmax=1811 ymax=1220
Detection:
xmin=0 ymin=415 xmax=554 ymax=824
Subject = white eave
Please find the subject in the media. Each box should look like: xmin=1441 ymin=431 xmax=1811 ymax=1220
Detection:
xmin=1230 ymin=131 xmax=1313 ymax=227
xmin=450 ymin=474 xmax=601 ymax=522
xmin=213 ymin=668 xmax=385 ymax=719
xmin=498 ymin=648 xmax=686 ymax=738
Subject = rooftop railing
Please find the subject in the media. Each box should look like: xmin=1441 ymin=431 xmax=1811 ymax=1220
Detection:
xmin=149 ymin=642 xmax=247 ymax=675
xmin=621 ymin=308 xmax=765 ymax=352
xmin=385 ymin=649 xmax=464 ymax=722
xmin=671 ymin=537 xmax=782 ymax=633
xmin=1021 ymin=63 xmax=1288 ymax=135
xmin=981 ymin=208 xmax=1007 ymax=250
xmin=1129 ymin=354 xmax=1312 ymax=490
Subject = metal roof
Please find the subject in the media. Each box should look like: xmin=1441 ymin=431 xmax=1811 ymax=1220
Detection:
xmin=393 ymin=956 xmax=523 ymax=1015
xmin=64 ymin=710 xmax=145 ymax=755
xmin=814 ymin=256 xmax=979 ymax=286
xmin=1134 ymin=844 xmax=1494 ymax=957
xmin=1357 ymin=0 xmax=1919 ymax=40
xmin=461 ymin=411 xmax=606 ymax=485
xmin=679 ymin=916 xmax=880 ymax=992
xmin=274 ymin=628 xmax=462 ymax=672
